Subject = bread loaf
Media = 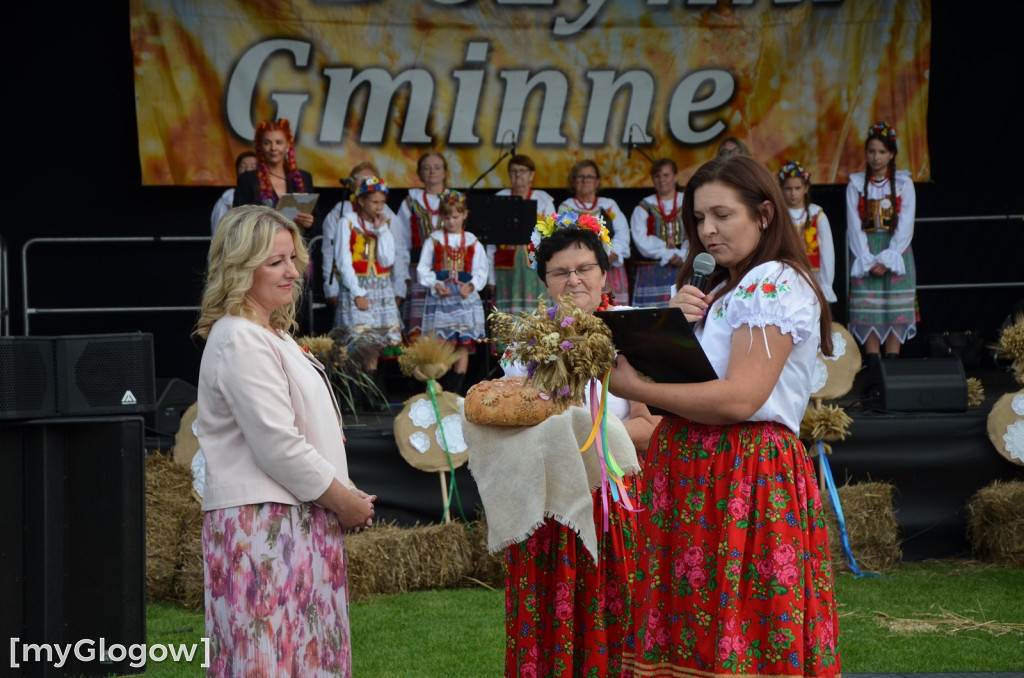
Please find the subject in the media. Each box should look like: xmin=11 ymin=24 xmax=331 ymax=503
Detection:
xmin=463 ymin=377 xmax=563 ymax=426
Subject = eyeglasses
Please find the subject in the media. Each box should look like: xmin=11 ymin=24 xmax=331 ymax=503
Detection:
xmin=573 ymin=175 xmax=599 ymax=182
xmin=546 ymin=262 xmax=601 ymax=282
xmin=508 ymin=168 xmax=532 ymax=176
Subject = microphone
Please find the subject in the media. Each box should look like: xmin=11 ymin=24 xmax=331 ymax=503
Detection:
xmin=510 ymin=132 xmax=516 ymax=158
xmin=691 ymin=252 xmax=716 ymax=293
xmin=628 ymin=127 xmax=633 ymax=159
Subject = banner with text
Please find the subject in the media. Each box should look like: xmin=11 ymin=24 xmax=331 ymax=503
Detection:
xmin=129 ymin=0 xmax=930 ymax=188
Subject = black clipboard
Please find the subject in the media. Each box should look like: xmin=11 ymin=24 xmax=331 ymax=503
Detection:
xmin=466 ymin=193 xmax=537 ymax=245
xmin=594 ymin=307 xmax=718 ymax=385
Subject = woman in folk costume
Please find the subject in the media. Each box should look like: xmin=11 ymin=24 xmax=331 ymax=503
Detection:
xmin=416 ymin=190 xmax=489 ymax=395
xmin=629 ymin=158 xmax=688 ymax=307
xmin=486 ymin=154 xmax=556 ymax=314
xmin=846 ymin=121 xmax=918 ymax=359
xmin=558 ymin=160 xmax=631 ymax=304
xmin=393 ymin=151 xmax=448 ymax=339
xmin=777 ymin=159 xmax=837 ymax=304
xmin=326 ymin=176 xmax=403 ymax=395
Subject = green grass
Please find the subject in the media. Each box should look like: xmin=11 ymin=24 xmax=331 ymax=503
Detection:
xmin=127 ymin=560 xmax=1022 ymax=676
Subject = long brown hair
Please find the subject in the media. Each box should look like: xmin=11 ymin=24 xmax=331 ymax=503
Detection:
xmin=675 ymin=155 xmax=833 ymax=355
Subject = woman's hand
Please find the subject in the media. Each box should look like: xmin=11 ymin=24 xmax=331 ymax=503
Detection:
xmin=609 ymin=251 xmax=620 ymax=264
xmin=869 ymin=262 xmax=887 ymax=276
xmin=608 ymin=354 xmax=646 ymax=402
xmin=435 ymin=282 xmax=451 ymax=297
xmin=294 ymin=212 xmax=314 ymax=230
xmin=355 ymin=296 xmax=369 ymax=311
xmin=316 ymin=480 xmax=376 ymax=531
xmin=459 ymin=282 xmax=474 ymax=299
xmin=668 ymin=254 xmax=683 ymax=266
xmin=346 ymin=487 xmax=377 ymax=532
xmin=669 ymin=284 xmax=714 ymax=324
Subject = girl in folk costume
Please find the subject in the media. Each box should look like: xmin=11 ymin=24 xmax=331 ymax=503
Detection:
xmin=323 ymin=161 xmax=399 ymax=318
xmin=558 ymin=160 xmax=631 ymax=303
xmin=416 ymin=190 xmax=489 ymax=395
xmin=326 ymin=176 xmax=403 ymax=385
xmin=846 ymin=121 xmax=918 ymax=359
xmin=394 ymin=151 xmax=448 ymax=339
xmin=486 ymin=154 xmax=556 ymax=315
xmin=777 ymin=159 xmax=837 ymax=304
xmin=629 ymin=158 xmax=688 ymax=306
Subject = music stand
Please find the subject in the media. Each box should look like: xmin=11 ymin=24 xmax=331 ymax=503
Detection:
xmin=466 ymin=193 xmax=537 ymax=245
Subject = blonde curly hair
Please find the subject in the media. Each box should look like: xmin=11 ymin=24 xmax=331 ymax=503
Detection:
xmin=194 ymin=205 xmax=309 ymax=339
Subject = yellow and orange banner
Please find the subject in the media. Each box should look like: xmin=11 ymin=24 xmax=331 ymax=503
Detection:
xmin=130 ymin=0 xmax=930 ymax=188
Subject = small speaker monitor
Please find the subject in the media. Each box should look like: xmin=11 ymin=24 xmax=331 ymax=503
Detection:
xmin=877 ymin=357 xmax=968 ymax=413
xmin=54 ymin=333 xmax=156 ymax=416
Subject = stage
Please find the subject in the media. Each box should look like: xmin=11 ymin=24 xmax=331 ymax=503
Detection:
xmin=349 ymin=363 xmax=1024 ymax=561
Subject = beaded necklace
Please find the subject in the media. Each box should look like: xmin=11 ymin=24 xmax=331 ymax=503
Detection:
xmin=443 ymin=229 xmax=465 ymax=274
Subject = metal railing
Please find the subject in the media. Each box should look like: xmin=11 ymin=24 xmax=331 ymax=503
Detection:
xmin=843 ymin=213 xmax=1024 ymax=294
xmin=21 ymin=235 xmax=328 ymax=335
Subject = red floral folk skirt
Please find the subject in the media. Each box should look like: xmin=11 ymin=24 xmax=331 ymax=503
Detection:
xmin=630 ymin=417 xmax=841 ymax=678
xmin=505 ymin=483 xmax=638 ymax=677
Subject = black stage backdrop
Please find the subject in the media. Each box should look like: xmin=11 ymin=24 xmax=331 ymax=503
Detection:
xmin=5 ymin=3 xmax=1024 ymax=387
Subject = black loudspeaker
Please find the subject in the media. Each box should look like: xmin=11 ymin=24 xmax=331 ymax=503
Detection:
xmin=54 ymin=333 xmax=156 ymax=416
xmin=1 ymin=417 xmax=146 ymax=677
xmin=149 ymin=377 xmax=198 ymax=436
xmin=871 ymin=357 xmax=968 ymax=413
xmin=0 ymin=336 xmax=56 ymax=420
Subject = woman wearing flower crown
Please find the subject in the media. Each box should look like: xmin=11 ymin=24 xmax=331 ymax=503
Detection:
xmin=629 ymin=158 xmax=689 ymax=306
xmin=497 ymin=210 xmax=661 ymax=678
xmin=393 ymin=152 xmax=449 ymax=340
xmin=777 ymin=159 xmax=837 ymax=304
xmin=233 ymin=119 xmax=317 ymax=235
xmin=558 ymin=160 xmax=631 ymax=304
xmin=416 ymin=190 xmax=489 ymax=395
xmin=846 ymin=121 xmax=918 ymax=359
xmin=485 ymin=154 xmax=556 ymax=316
xmin=609 ymin=155 xmax=840 ymax=677
xmin=325 ymin=176 xmax=403 ymax=405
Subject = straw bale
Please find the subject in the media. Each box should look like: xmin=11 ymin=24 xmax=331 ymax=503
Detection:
xmin=145 ymin=453 xmax=203 ymax=605
xmin=967 ymin=480 xmax=1024 ymax=567
xmin=822 ymin=481 xmax=902 ymax=572
xmin=344 ymin=521 xmax=477 ymax=600
xmin=465 ymin=517 xmax=507 ymax=588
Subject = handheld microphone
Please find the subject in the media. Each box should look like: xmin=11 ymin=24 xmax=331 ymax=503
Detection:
xmin=691 ymin=252 xmax=716 ymax=293
xmin=628 ymin=127 xmax=633 ymax=159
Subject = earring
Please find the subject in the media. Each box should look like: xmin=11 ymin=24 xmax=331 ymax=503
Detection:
xmin=761 ymin=220 xmax=768 ymax=230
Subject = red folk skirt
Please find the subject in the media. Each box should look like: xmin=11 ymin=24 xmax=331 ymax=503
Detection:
xmin=630 ymin=417 xmax=841 ymax=678
xmin=505 ymin=482 xmax=638 ymax=677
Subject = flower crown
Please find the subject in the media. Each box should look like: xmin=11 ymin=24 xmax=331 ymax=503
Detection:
xmin=440 ymin=189 xmax=466 ymax=206
xmin=350 ymin=176 xmax=388 ymax=201
xmin=867 ymin=121 xmax=897 ymax=142
xmin=777 ymin=159 xmax=811 ymax=183
xmin=527 ymin=209 xmax=613 ymax=270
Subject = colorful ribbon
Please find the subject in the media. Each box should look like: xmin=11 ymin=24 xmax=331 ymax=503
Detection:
xmin=579 ymin=370 xmax=636 ymax=532
xmin=818 ymin=441 xmax=880 ymax=578
xmin=427 ymin=378 xmax=467 ymax=523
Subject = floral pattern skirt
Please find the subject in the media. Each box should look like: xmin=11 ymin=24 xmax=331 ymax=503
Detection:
xmin=203 ymin=502 xmax=352 ymax=677
xmin=630 ymin=418 xmax=840 ymax=677
xmin=337 ymin=272 xmax=403 ymax=350
xmin=505 ymin=483 xmax=638 ymax=678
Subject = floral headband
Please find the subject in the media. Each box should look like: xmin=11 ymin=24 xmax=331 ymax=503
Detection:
xmin=777 ymin=159 xmax=811 ymax=183
xmin=867 ymin=121 xmax=897 ymax=142
xmin=351 ymin=176 xmax=388 ymax=201
xmin=440 ymin=189 xmax=466 ymax=206
xmin=527 ymin=209 xmax=613 ymax=270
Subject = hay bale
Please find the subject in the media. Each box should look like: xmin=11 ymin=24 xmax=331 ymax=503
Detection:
xmin=967 ymin=480 xmax=1024 ymax=567
xmin=822 ymin=481 xmax=902 ymax=572
xmin=175 ymin=508 xmax=205 ymax=611
xmin=145 ymin=453 xmax=202 ymax=604
xmin=465 ymin=516 xmax=507 ymax=588
xmin=344 ymin=521 xmax=477 ymax=600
